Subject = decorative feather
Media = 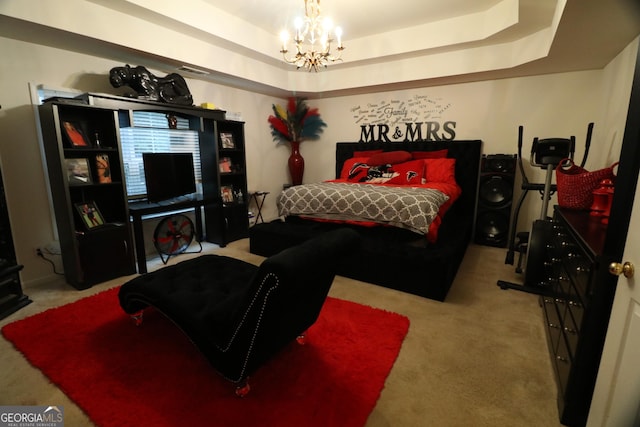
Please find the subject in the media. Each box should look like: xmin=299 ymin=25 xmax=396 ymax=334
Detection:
xmin=274 ymin=104 xmax=288 ymax=120
xmin=267 ymin=116 xmax=290 ymax=141
xmin=300 ymin=115 xmax=326 ymax=139
xmin=268 ymin=97 xmax=327 ymax=144
xmin=287 ymin=97 xmax=297 ymax=115
xmin=304 ymin=108 xmax=320 ymax=119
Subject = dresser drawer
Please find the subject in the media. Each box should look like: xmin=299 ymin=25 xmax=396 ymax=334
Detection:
xmin=559 ymin=273 xmax=585 ymax=330
xmin=543 ymin=296 xmax=563 ymax=353
xmin=555 ymin=334 xmax=573 ymax=397
xmin=568 ymin=295 xmax=584 ymax=331
xmin=563 ymin=306 xmax=580 ymax=358
xmin=565 ymin=253 xmax=592 ymax=298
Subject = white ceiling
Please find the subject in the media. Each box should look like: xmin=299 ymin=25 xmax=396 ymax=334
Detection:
xmin=1 ymin=0 xmax=639 ymax=97
xmin=204 ymin=0 xmax=506 ymax=41
xmin=190 ymin=0 xmax=640 ymax=77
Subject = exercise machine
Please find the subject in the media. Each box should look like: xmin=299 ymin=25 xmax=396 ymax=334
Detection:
xmin=497 ymin=123 xmax=592 ymax=295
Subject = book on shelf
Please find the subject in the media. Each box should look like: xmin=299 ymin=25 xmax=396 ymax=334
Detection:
xmin=65 ymin=158 xmax=92 ymax=185
xmin=219 ymin=157 xmax=232 ymax=173
xmin=62 ymin=121 xmax=90 ymax=147
xmin=74 ymin=201 xmax=106 ymax=230
xmin=220 ymin=132 xmax=235 ymax=149
xmin=221 ymin=185 xmax=234 ymax=203
xmin=95 ymin=153 xmax=112 ymax=183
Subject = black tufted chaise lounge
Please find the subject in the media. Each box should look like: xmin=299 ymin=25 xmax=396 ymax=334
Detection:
xmin=118 ymin=228 xmax=360 ymax=396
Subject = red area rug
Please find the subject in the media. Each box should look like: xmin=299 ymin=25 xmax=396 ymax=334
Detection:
xmin=2 ymin=287 xmax=409 ymax=427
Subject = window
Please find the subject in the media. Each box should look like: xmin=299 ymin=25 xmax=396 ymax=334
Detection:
xmin=120 ymin=112 xmax=201 ymax=199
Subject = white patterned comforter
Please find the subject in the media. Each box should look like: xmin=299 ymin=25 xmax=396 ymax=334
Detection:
xmin=277 ymin=182 xmax=449 ymax=235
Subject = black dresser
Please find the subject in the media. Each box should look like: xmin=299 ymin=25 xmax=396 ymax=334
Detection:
xmin=0 ymin=167 xmax=31 ymax=320
xmin=541 ymin=207 xmax=614 ymax=427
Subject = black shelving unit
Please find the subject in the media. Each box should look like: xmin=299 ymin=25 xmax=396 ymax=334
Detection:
xmin=38 ymin=101 xmax=136 ymax=289
xmin=41 ymin=93 xmax=247 ymax=284
xmin=0 ymin=165 xmax=31 ymax=319
xmin=201 ymin=120 xmax=249 ymax=246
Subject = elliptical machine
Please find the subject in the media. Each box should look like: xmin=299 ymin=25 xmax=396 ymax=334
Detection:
xmin=497 ymin=123 xmax=592 ymax=295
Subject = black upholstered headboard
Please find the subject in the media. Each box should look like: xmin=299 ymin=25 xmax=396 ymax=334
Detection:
xmin=335 ymin=140 xmax=483 ymax=221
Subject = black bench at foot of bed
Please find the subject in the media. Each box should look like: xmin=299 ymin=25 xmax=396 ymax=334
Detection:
xmin=250 ymin=214 xmax=471 ymax=302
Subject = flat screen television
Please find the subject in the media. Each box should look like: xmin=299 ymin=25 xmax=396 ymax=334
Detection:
xmin=142 ymin=152 xmax=196 ymax=202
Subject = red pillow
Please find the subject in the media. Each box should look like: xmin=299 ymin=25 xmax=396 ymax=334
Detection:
xmin=412 ymin=149 xmax=449 ymax=159
xmin=367 ymin=150 xmax=412 ymax=166
xmin=424 ymin=158 xmax=456 ymax=183
xmin=344 ymin=159 xmax=424 ymax=185
xmin=353 ymin=149 xmax=383 ymax=158
xmin=385 ymin=159 xmax=425 ymax=185
xmin=340 ymin=157 xmax=370 ymax=180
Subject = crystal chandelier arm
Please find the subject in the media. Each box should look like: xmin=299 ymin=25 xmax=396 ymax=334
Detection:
xmin=279 ymin=0 xmax=345 ymax=72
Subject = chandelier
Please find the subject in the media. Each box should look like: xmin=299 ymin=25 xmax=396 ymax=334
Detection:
xmin=279 ymin=0 xmax=345 ymax=72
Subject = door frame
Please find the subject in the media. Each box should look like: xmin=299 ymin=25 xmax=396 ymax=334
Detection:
xmin=588 ymin=39 xmax=640 ymax=420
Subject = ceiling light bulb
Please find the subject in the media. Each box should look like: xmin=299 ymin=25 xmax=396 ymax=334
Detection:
xmin=280 ymin=30 xmax=290 ymax=51
xmin=323 ymin=17 xmax=333 ymax=32
xmin=335 ymin=27 xmax=343 ymax=47
xmin=294 ymin=17 xmax=304 ymax=40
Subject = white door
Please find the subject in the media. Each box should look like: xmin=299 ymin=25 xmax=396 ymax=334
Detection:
xmin=587 ymin=172 xmax=640 ymax=426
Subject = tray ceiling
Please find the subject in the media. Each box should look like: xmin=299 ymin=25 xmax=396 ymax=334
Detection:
xmin=1 ymin=0 xmax=639 ymax=97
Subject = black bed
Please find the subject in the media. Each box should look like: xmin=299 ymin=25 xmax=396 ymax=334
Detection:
xmin=249 ymin=140 xmax=482 ymax=301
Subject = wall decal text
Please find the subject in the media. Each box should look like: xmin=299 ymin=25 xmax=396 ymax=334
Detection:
xmin=351 ymin=95 xmax=456 ymax=142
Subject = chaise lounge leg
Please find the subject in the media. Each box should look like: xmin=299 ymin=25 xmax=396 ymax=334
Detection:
xmin=296 ymin=332 xmax=307 ymax=345
xmin=130 ymin=310 xmax=144 ymax=326
xmin=235 ymin=379 xmax=251 ymax=397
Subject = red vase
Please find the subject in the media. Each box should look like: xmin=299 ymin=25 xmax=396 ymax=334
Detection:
xmin=288 ymin=141 xmax=304 ymax=185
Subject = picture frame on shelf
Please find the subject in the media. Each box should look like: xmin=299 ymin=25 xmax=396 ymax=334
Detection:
xmin=221 ymin=185 xmax=234 ymax=203
xmin=74 ymin=201 xmax=106 ymax=230
xmin=62 ymin=121 xmax=91 ymax=147
xmin=220 ymin=132 xmax=235 ymax=149
xmin=65 ymin=158 xmax=92 ymax=185
xmin=95 ymin=153 xmax=112 ymax=183
xmin=219 ymin=157 xmax=232 ymax=173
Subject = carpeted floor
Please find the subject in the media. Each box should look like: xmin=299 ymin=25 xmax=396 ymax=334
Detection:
xmin=0 ymin=239 xmax=563 ymax=426
xmin=2 ymin=289 xmax=409 ymax=427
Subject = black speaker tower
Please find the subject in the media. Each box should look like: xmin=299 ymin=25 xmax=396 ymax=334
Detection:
xmin=474 ymin=154 xmax=517 ymax=247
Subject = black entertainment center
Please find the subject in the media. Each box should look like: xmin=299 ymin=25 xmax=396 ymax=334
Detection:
xmin=38 ymin=93 xmax=250 ymax=288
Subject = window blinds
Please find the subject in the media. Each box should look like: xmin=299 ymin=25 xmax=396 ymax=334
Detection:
xmin=120 ymin=112 xmax=201 ymax=199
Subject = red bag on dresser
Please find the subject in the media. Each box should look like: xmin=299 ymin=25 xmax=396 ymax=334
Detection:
xmin=555 ymin=158 xmax=618 ymax=210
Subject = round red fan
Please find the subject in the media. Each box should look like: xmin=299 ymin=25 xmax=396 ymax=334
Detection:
xmin=153 ymin=214 xmax=195 ymax=258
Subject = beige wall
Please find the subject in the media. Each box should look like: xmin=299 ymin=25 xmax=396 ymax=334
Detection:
xmin=0 ymin=35 xmax=637 ymax=290
xmin=0 ymin=37 xmax=287 ymax=288
xmin=595 ymin=37 xmax=639 ymax=168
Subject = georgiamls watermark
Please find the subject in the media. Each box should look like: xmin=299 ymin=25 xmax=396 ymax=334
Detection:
xmin=0 ymin=406 xmax=64 ymax=427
